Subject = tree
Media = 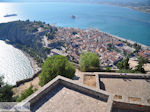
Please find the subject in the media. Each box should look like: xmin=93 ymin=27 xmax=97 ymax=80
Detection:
xmin=135 ymin=56 xmax=147 ymax=73
xmin=117 ymin=56 xmax=129 ymax=70
xmin=46 ymin=33 xmax=54 ymax=39
xmin=123 ymin=56 xmax=129 ymax=69
xmin=138 ymin=56 xmax=148 ymax=65
xmin=39 ymin=55 xmax=75 ymax=86
xmin=135 ymin=63 xmax=145 ymax=73
xmin=0 ymin=76 xmax=4 ymax=87
xmin=133 ymin=43 xmax=141 ymax=53
xmin=116 ymin=61 xmax=123 ymax=70
xmin=0 ymin=76 xmax=14 ymax=102
xmin=79 ymin=52 xmax=100 ymax=72
xmin=107 ymin=43 xmax=113 ymax=51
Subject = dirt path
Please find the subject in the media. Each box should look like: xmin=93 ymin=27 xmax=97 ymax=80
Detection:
xmin=13 ymin=69 xmax=83 ymax=97
xmin=13 ymin=76 xmax=41 ymax=96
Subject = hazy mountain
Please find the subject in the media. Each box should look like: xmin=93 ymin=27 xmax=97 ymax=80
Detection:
xmin=0 ymin=0 xmax=149 ymax=4
xmin=0 ymin=0 xmax=150 ymax=13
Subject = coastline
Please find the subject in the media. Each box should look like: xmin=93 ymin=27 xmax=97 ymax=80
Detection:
xmin=22 ymin=51 xmax=41 ymax=74
xmin=98 ymin=30 xmax=150 ymax=50
xmin=93 ymin=2 xmax=150 ymax=14
xmin=0 ymin=40 xmax=41 ymax=86
xmin=124 ymin=6 xmax=150 ymax=15
xmin=12 ymin=49 xmax=41 ymax=88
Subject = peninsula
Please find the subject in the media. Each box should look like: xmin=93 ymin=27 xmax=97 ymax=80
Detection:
xmin=0 ymin=20 xmax=150 ymax=70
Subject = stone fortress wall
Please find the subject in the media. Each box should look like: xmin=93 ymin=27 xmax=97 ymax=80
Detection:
xmin=83 ymin=72 xmax=150 ymax=111
xmin=18 ymin=73 xmax=150 ymax=112
xmin=20 ymin=76 xmax=112 ymax=112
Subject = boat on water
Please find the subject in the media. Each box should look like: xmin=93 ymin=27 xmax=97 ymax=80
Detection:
xmin=71 ymin=15 xmax=76 ymax=19
xmin=4 ymin=14 xmax=17 ymax=17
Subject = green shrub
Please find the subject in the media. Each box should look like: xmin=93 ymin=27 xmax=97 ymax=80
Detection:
xmin=117 ymin=56 xmax=147 ymax=73
xmin=0 ymin=76 xmax=15 ymax=102
xmin=17 ymin=85 xmax=37 ymax=102
xmin=133 ymin=43 xmax=141 ymax=53
xmin=79 ymin=52 xmax=100 ymax=72
xmin=134 ymin=57 xmax=147 ymax=73
xmin=117 ymin=69 xmax=141 ymax=73
xmin=117 ymin=56 xmax=129 ymax=70
xmin=106 ymin=67 xmax=111 ymax=72
xmin=0 ymin=85 xmax=14 ymax=102
xmin=39 ymin=55 xmax=75 ymax=86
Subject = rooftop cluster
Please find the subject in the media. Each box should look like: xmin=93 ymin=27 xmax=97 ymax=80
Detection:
xmin=43 ymin=27 xmax=150 ymax=69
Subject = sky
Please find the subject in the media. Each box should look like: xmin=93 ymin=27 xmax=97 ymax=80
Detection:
xmin=0 ymin=0 xmax=149 ymax=3
xmin=0 ymin=0 xmax=150 ymax=6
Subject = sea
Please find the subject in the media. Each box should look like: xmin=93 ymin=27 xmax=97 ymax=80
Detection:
xmin=0 ymin=40 xmax=33 ymax=85
xmin=0 ymin=2 xmax=150 ymax=85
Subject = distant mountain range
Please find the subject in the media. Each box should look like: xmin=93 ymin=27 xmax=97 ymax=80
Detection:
xmin=0 ymin=0 xmax=150 ymax=13
xmin=0 ymin=0 xmax=149 ymax=4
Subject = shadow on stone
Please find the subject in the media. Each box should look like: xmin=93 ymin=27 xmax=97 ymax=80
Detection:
xmin=73 ymin=76 xmax=80 ymax=80
xmin=32 ymin=85 xmax=64 ymax=112
xmin=32 ymin=84 xmax=107 ymax=112
xmin=99 ymin=78 xmax=106 ymax=91
xmin=146 ymin=79 xmax=150 ymax=83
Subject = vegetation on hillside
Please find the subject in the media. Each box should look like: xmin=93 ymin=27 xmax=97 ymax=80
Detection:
xmin=0 ymin=20 xmax=58 ymax=65
xmin=16 ymin=85 xmax=37 ymax=102
xmin=117 ymin=56 xmax=129 ymax=70
xmin=39 ymin=55 xmax=75 ymax=86
xmin=46 ymin=27 xmax=58 ymax=40
xmin=117 ymin=56 xmax=147 ymax=73
xmin=79 ymin=52 xmax=100 ymax=72
xmin=133 ymin=43 xmax=141 ymax=53
xmin=0 ymin=76 xmax=15 ymax=102
xmin=107 ymin=43 xmax=121 ymax=53
xmin=0 ymin=75 xmax=37 ymax=102
xmin=134 ymin=56 xmax=148 ymax=73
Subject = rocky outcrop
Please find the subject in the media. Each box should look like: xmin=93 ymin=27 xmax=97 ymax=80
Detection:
xmin=0 ymin=21 xmax=40 ymax=47
xmin=0 ymin=20 xmax=57 ymax=63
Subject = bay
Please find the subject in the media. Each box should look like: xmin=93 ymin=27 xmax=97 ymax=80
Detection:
xmin=0 ymin=40 xmax=33 ymax=85
xmin=0 ymin=2 xmax=150 ymax=46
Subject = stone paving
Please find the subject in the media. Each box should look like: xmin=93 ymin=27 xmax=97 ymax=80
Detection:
xmin=100 ymin=78 xmax=150 ymax=103
xmin=21 ymin=75 xmax=150 ymax=112
xmin=83 ymin=75 xmax=96 ymax=88
xmin=35 ymin=85 xmax=107 ymax=112
xmin=73 ymin=69 xmax=84 ymax=83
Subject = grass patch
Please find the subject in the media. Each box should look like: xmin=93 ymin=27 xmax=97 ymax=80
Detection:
xmin=16 ymin=85 xmax=37 ymax=102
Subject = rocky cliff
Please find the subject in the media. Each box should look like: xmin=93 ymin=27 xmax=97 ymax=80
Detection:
xmin=0 ymin=20 xmax=57 ymax=64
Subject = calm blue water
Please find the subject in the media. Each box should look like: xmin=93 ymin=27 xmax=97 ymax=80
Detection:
xmin=0 ymin=40 xmax=33 ymax=85
xmin=0 ymin=2 xmax=150 ymax=46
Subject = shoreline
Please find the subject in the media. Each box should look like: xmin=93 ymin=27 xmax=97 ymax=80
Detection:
xmin=12 ymin=50 xmax=41 ymax=88
xmin=22 ymin=50 xmax=41 ymax=75
xmin=0 ymin=40 xmax=41 ymax=86
xmin=98 ymin=30 xmax=150 ymax=50
xmin=96 ymin=3 xmax=150 ymax=14
xmin=1 ymin=2 xmax=149 ymax=14
xmin=58 ymin=26 xmax=150 ymax=48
